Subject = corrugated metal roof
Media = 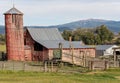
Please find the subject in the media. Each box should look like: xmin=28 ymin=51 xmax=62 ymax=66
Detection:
xmin=4 ymin=7 xmax=23 ymax=15
xmin=36 ymin=40 xmax=92 ymax=49
xmin=27 ymin=28 xmax=64 ymax=41
xmin=96 ymin=45 xmax=117 ymax=50
xmin=27 ymin=28 xmax=94 ymax=49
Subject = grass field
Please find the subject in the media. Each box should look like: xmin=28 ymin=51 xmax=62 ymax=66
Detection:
xmin=0 ymin=44 xmax=6 ymax=52
xmin=0 ymin=68 xmax=120 ymax=83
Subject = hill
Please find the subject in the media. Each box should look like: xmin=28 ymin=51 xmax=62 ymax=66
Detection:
xmin=0 ymin=19 xmax=120 ymax=34
xmin=27 ymin=19 xmax=120 ymax=33
xmin=55 ymin=19 xmax=120 ymax=32
xmin=0 ymin=26 xmax=4 ymax=34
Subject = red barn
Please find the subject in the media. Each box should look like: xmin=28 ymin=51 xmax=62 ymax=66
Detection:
xmin=4 ymin=7 xmax=96 ymax=64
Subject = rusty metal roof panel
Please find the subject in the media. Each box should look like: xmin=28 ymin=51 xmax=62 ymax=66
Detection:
xmin=27 ymin=28 xmax=64 ymax=41
xmin=4 ymin=7 xmax=23 ymax=14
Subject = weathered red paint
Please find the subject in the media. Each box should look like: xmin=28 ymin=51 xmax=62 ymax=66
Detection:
xmin=5 ymin=14 xmax=24 ymax=61
xmin=24 ymin=30 xmax=49 ymax=61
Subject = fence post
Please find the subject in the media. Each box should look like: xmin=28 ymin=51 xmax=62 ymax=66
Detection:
xmin=88 ymin=61 xmax=92 ymax=70
xmin=113 ymin=49 xmax=116 ymax=67
xmin=91 ymin=61 xmax=94 ymax=70
xmin=105 ymin=61 xmax=109 ymax=70
xmin=23 ymin=62 xmax=25 ymax=71
xmin=59 ymin=43 xmax=63 ymax=68
xmin=39 ymin=62 xmax=42 ymax=71
xmin=13 ymin=61 xmax=14 ymax=71
xmin=51 ymin=61 xmax=53 ymax=72
xmin=71 ymin=45 xmax=74 ymax=67
xmin=2 ymin=62 xmax=5 ymax=70
xmin=44 ymin=61 xmax=47 ymax=72
xmin=83 ymin=52 xmax=86 ymax=67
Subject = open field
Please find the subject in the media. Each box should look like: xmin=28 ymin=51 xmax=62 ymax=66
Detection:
xmin=0 ymin=68 xmax=120 ymax=83
xmin=0 ymin=44 xmax=6 ymax=52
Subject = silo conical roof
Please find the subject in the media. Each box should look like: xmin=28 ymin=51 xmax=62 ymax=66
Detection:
xmin=4 ymin=7 xmax=23 ymax=15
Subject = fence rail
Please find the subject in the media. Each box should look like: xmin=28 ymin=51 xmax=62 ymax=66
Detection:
xmin=0 ymin=61 xmax=44 ymax=72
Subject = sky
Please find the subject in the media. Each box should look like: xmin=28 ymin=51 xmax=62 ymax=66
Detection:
xmin=0 ymin=0 xmax=120 ymax=26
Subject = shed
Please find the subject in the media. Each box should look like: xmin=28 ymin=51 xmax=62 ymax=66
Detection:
xmin=96 ymin=45 xmax=119 ymax=57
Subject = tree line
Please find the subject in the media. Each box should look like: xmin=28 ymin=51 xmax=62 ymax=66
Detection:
xmin=62 ymin=25 xmax=117 ymax=45
xmin=0 ymin=34 xmax=5 ymax=45
xmin=0 ymin=25 xmax=120 ymax=45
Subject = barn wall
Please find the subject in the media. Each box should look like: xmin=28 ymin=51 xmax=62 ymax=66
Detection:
xmin=32 ymin=48 xmax=49 ymax=61
xmin=24 ymin=49 xmax=32 ymax=61
xmin=48 ymin=50 xmax=54 ymax=60
xmin=48 ymin=48 xmax=95 ymax=60
xmin=96 ymin=50 xmax=103 ymax=57
xmin=25 ymin=30 xmax=49 ymax=61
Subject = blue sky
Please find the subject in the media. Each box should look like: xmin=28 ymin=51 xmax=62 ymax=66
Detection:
xmin=0 ymin=0 xmax=120 ymax=26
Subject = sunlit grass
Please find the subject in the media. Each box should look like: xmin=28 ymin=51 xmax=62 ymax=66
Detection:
xmin=0 ymin=68 xmax=120 ymax=83
xmin=0 ymin=44 xmax=6 ymax=52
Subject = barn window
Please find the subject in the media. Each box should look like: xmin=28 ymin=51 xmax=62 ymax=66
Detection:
xmin=34 ymin=42 xmax=43 ymax=51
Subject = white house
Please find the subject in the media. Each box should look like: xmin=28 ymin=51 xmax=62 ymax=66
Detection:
xmin=96 ymin=45 xmax=119 ymax=57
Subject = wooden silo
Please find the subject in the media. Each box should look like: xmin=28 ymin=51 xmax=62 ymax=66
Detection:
xmin=4 ymin=7 xmax=24 ymax=61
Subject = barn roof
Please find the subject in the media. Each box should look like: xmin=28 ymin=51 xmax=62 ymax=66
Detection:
xmin=96 ymin=45 xmax=117 ymax=50
xmin=27 ymin=28 xmax=94 ymax=49
xmin=27 ymin=28 xmax=64 ymax=41
xmin=4 ymin=7 xmax=23 ymax=15
xmin=36 ymin=40 xmax=90 ymax=49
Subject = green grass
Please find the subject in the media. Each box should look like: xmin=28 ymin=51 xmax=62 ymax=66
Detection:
xmin=0 ymin=68 xmax=120 ymax=83
xmin=0 ymin=44 xmax=6 ymax=52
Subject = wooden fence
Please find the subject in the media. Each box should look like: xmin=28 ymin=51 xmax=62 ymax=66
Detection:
xmin=0 ymin=61 xmax=44 ymax=72
xmin=88 ymin=60 xmax=109 ymax=70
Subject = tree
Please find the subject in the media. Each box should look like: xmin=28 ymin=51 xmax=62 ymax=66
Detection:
xmin=94 ymin=34 xmax=101 ymax=45
xmin=0 ymin=34 xmax=5 ymax=44
xmin=62 ymin=30 xmax=72 ymax=40
xmin=72 ymin=28 xmax=83 ymax=41
xmin=96 ymin=25 xmax=114 ymax=44
xmin=82 ymin=32 xmax=95 ymax=45
xmin=61 ymin=25 xmax=114 ymax=45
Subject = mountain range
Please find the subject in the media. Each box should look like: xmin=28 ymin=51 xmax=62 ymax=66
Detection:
xmin=0 ymin=19 xmax=120 ymax=34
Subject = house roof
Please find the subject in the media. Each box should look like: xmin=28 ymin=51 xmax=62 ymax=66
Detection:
xmin=96 ymin=45 xmax=117 ymax=50
xmin=27 ymin=28 xmax=94 ymax=49
xmin=4 ymin=7 xmax=23 ymax=15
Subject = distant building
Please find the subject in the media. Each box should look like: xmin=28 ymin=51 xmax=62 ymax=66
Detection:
xmin=4 ymin=7 xmax=96 ymax=64
xmin=96 ymin=45 xmax=119 ymax=57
